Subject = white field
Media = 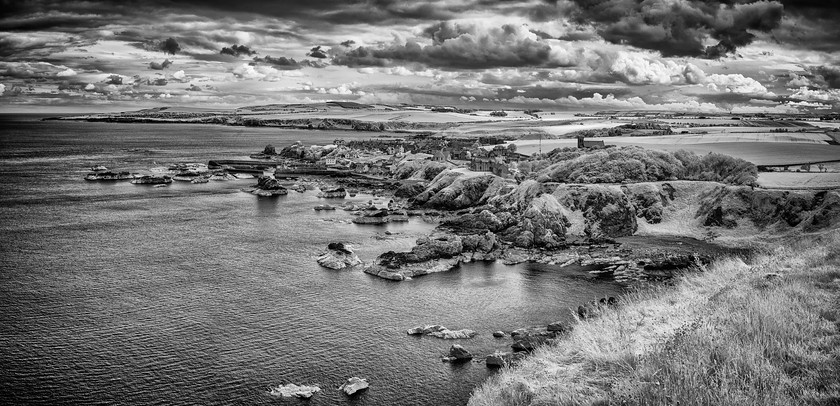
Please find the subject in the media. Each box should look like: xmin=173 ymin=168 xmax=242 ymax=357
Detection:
xmin=509 ymin=139 xmax=840 ymax=166
xmin=808 ymin=122 xmax=840 ymax=130
xmin=758 ymin=172 xmax=840 ymax=189
xmin=244 ymin=108 xmax=543 ymax=124
xmin=676 ymin=126 xmax=818 ymax=133
xmin=537 ymin=120 xmax=624 ymax=136
xmin=605 ymin=132 xmax=832 ymax=144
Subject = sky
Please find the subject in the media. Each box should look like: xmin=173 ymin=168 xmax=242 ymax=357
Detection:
xmin=1 ymin=0 xmax=839 ymax=113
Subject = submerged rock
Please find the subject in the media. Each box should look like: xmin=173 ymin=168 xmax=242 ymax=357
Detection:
xmin=269 ymin=383 xmax=321 ymax=399
xmin=338 ymin=377 xmax=369 ymax=396
xmin=317 ymin=243 xmax=362 ymax=270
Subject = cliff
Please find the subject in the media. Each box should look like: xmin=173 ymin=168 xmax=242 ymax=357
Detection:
xmin=424 ymin=170 xmax=840 ymax=246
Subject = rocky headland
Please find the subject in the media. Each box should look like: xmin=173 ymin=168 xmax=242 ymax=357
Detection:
xmin=363 ymin=165 xmax=840 ymax=282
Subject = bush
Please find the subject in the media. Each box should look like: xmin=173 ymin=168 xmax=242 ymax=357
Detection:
xmin=532 ymin=146 xmax=756 ymax=185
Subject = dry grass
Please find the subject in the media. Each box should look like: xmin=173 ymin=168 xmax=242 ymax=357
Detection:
xmin=469 ymin=231 xmax=840 ymax=406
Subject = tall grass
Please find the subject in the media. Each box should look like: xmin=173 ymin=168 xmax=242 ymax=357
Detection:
xmin=469 ymin=231 xmax=840 ymax=406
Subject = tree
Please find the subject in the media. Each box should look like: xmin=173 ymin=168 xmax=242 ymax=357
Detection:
xmin=506 ymin=143 xmax=517 ymax=153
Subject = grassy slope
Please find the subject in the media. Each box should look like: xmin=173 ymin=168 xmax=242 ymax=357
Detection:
xmin=469 ymin=231 xmax=840 ymax=406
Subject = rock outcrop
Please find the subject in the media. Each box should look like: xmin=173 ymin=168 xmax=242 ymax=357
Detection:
xmin=245 ymin=176 xmax=288 ymax=196
xmin=412 ymin=170 xmax=508 ymax=210
xmin=364 ymin=231 xmax=498 ymax=280
xmin=318 ymin=187 xmax=347 ymax=198
xmin=406 ymin=325 xmax=476 ymax=339
xmin=352 ymin=209 xmax=409 ymax=225
xmin=317 ymin=243 xmax=362 ymax=270
xmin=447 ymin=345 xmax=473 ymax=362
xmin=338 ymin=377 xmax=369 ymax=396
xmin=485 ymin=352 xmax=525 ymax=368
xmin=269 ymin=384 xmax=321 ymax=399
xmin=697 ymin=186 xmax=840 ymax=233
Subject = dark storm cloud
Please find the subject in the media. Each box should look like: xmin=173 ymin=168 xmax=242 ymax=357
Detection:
xmin=340 ymin=40 xmax=356 ymax=48
xmin=149 ymin=59 xmax=173 ymax=70
xmin=252 ymin=55 xmax=325 ymax=69
xmin=105 ymin=74 xmax=123 ymax=85
xmin=307 ymin=46 xmax=328 ymax=59
xmin=159 ymin=38 xmax=181 ymax=55
xmin=569 ymin=0 xmax=783 ymax=58
xmin=220 ymin=44 xmax=256 ymax=57
xmin=770 ymin=1 xmax=840 ymax=52
xmin=333 ymin=22 xmax=558 ymax=69
xmin=810 ymin=65 xmax=840 ymax=89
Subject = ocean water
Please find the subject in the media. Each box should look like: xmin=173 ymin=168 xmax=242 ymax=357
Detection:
xmin=0 ymin=115 xmax=626 ymax=405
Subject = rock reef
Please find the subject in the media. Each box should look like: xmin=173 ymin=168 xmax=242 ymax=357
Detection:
xmin=317 ymin=243 xmax=362 ymax=270
xmin=269 ymin=383 xmax=321 ymax=399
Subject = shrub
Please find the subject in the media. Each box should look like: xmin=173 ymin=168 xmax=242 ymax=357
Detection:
xmin=532 ymin=146 xmax=756 ymax=185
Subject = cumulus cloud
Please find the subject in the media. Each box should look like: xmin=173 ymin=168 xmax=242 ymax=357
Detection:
xmin=307 ymin=45 xmax=328 ymax=59
xmin=232 ymin=63 xmax=303 ymax=81
xmin=56 ymin=68 xmax=77 ymax=77
xmin=569 ymin=0 xmax=784 ymax=58
xmin=0 ymin=83 xmax=5 ymax=95
xmin=789 ymin=86 xmax=840 ymax=102
xmin=220 ymin=44 xmax=256 ymax=57
xmin=786 ymin=100 xmax=833 ymax=110
xmin=149 ymin=59 xmax=173 ymax=70
xmin=333 ymin=22 xmax=558 ymax=69
xmin=705 ymin=74 xmax=774 ymax=96
xmin=159 ymin=37 xmax=181 ymax=55
xmin=172 ymin=70 xmax=186 ymax=80
xmin=600 ymin=52 xmax=705 ymax=85
xmin=340 ymin=40 xmax=356 ymax=47
xmin=507 ymin=92 xmax=723 ymax=112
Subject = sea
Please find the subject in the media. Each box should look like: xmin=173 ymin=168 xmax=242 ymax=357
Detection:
xmin=0 ymin=115 xmax=626 ymax=405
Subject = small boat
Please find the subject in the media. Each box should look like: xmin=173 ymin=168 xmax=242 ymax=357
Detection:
xmin=314 ymin=204 xmax=336 ymax=211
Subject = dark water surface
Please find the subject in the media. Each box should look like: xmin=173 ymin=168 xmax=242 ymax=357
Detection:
xmin=0 ymin=116 xmax=626 ymax=405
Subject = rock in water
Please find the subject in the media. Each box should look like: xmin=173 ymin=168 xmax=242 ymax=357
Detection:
xmin=449 ymin=344 xmax=473 ymax=362
xmin=407 ymin=327 xmax=425 ymax=335
xmin=317 ymin=243 xmax=362 ymax=270
xmin=485 ymin=352 xmax=525 ymax=368
xmin=318 ymin=187 xmax=347 ymax=198
xmin=269 ymin=383 xmax=321 ymax=399
xmin=339 ymin=377 xmax=369 ymax=396
xmin=428 ymin=329 xmax=476 ymax=339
